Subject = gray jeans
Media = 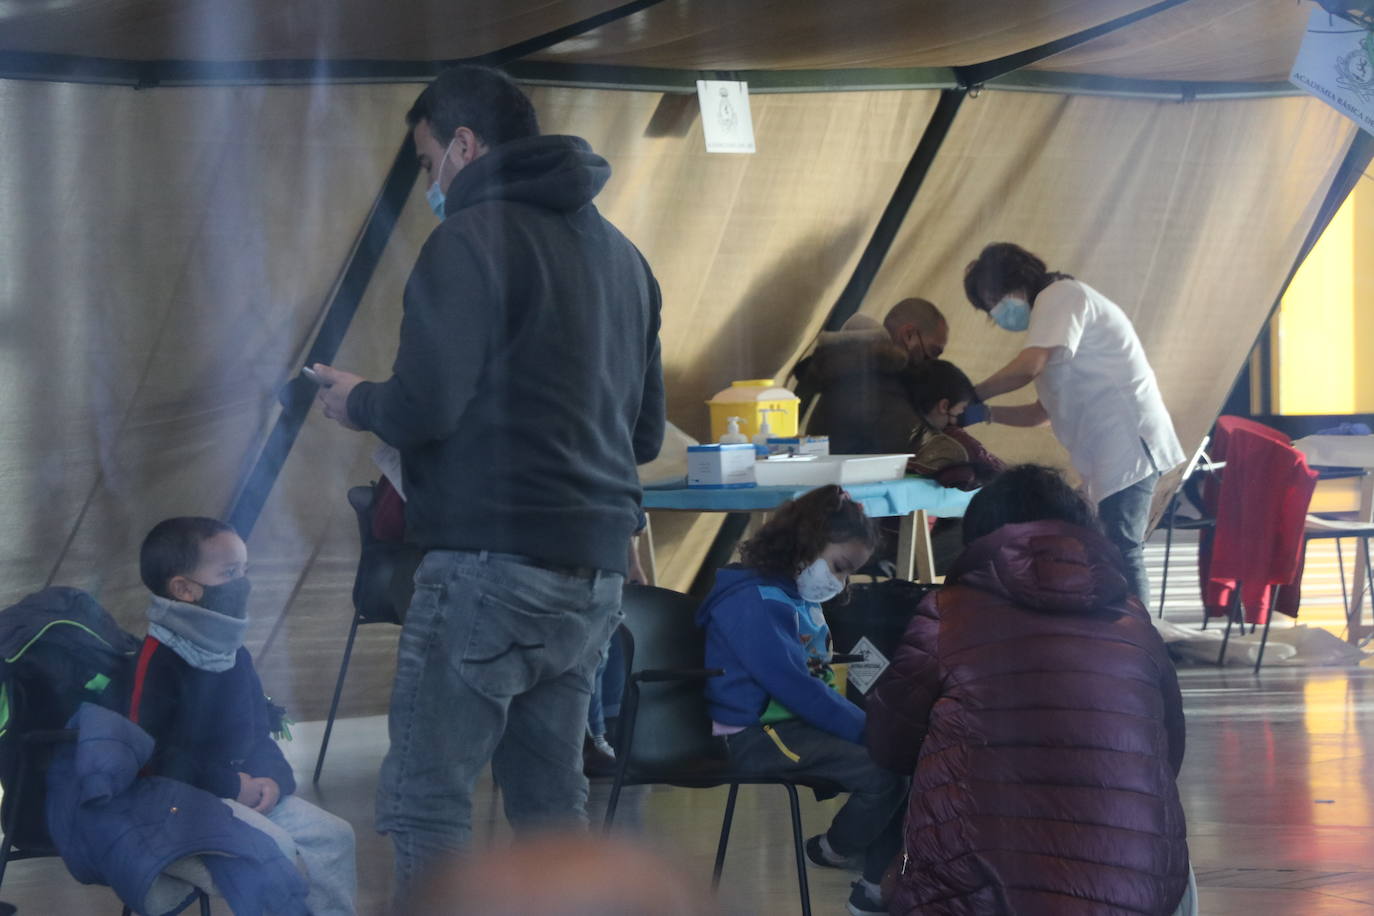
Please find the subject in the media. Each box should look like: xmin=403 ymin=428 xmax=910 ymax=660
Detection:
xmin=375 ymin=549 xmax=623 ymax=898
xmin=226 ymin=795 xmax=357 ymax=915
xmin=1098 ymin=471 xmax=1159 ymax=608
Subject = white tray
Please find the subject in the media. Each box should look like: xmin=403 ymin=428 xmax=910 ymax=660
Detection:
xmin=753 ymin=454 xmax=912 ymax=487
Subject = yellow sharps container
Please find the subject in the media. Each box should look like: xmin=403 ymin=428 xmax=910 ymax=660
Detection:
xmin=707 ymin=380 xmax=800 ymax=443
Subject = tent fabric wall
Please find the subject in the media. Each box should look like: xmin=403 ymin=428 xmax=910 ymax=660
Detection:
xmin=853 ymin=90 xmax=1355 ymax=481
xmin=0 ymin=80 xmax=418 ymax=623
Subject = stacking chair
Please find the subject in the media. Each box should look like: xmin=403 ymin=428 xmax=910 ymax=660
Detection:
xmin=313 ymin=483 xmax=424 ymax=783
xmin=605 ymin=584 xmax=845 ymax=916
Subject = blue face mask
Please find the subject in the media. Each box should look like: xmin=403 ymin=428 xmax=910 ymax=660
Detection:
xmin=989 ymin=296 xmax=1031 ymax=332
xmin=425 ymin=137 xmax=459 ymax=221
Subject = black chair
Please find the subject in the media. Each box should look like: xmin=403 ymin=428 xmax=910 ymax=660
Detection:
xmin=0 ymin=726 xmax=210 ymax=916
xmin=605 ymin=584 xmax=845 ymax=916
xmin=313 ymin=484 xmax=424 ymax=784
xmin=1154 ymin=437 xmax=1219 ymax=619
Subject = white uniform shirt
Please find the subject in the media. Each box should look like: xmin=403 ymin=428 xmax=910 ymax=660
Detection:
xmin=1024 ymin=279 xmax=1184 ymax=503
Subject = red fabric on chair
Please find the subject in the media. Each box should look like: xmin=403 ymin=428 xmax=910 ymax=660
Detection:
xmin=1200 ymin=418 xmax=1316 ymax=624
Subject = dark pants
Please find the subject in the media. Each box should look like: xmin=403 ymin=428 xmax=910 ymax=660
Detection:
xmin=1098 ymin=472 xmax=1159 ymax=608
xmin=724 ymin=719 xmax=907 ymax=883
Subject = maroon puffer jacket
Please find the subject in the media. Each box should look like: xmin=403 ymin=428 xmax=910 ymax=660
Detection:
xmin=866 ymin=520 xmax=1187 ymax=915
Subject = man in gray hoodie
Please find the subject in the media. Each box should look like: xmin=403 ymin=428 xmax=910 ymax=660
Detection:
xmin=313 ymin=66 xmax=664 ymax=896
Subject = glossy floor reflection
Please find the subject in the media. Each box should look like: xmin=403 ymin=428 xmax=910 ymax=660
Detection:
xmin=5 ymin=665 xmax=1374 ymax=914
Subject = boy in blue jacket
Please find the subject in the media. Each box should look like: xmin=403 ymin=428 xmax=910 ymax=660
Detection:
xmin=697 ymin=485 xmax=907 ymax=916
xmin=130 ymin=517 xmax=357 ymax=915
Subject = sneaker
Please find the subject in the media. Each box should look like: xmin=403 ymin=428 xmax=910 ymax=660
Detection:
xmin=846 ymin=880 xmax=886 ymax=916
xmin=805 ymin=834 xmax=860 ymax=870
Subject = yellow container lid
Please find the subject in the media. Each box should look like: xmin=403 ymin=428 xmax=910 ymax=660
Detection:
xmin=707 ymin=379 xmax=799 ymax=405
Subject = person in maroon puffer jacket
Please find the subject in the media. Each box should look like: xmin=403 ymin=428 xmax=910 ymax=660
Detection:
xmin=866 ymin=465 xmax=1190 ymax=915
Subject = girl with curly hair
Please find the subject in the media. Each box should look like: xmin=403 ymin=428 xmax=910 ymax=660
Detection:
xmin=695 ymin=484 xmax=906 ymax=916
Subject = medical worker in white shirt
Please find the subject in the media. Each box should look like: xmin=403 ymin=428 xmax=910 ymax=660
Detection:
xmin=960 ymin=242 xmax=1184 ymax=607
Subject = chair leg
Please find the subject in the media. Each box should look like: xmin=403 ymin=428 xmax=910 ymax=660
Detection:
xmin=1255 ymin=586 xmax=1279 ymax=675
xmin=712 ymin=784 xmax=740 ymax=889
xmin=1217 ymin=587 xmax=1241 ymax=666
xmin=0 ymin=746 xmax=32 ymax=890
xmin=1335 ymin=539 xmax=1350 ymax=624
xmin=1158 ymin=496 xmax=1178 ymax=618
xmin=782 ymin=783 xmax=813 ymax=916
xmin=313 ymin=613 xmax=363 ymax=784
xmin=1362 ymin=537 xmax=1374 ymax=640
xmin=602 ymin=773 xmax=625 ymax=833
xmin=199 ymin=890 xmax=211 ymax=915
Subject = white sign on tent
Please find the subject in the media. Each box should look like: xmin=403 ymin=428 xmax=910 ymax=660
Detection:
xmin=1290 ymin=8 xmax=1374 ymax=137
xmin=696 ymin=80 xmax=756 ymax=153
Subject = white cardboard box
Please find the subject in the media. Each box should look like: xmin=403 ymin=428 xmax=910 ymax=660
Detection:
xmin=766 ymin=435 xmax=830 ymax=457
xmin=687 ymin=443 xmax=757 ymax=488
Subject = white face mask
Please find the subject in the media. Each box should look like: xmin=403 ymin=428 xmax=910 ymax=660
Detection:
xmin=796 ymin=557 xmax=845 ymax=604
xmin=425 ymin=137 xmax=458 ymax=220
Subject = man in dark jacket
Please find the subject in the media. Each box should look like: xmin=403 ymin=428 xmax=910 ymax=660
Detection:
xmin=866 ymin=465 xmax=1190 ymax=915
xmin=313 ymin=66 xmax=665 ymax=894
xmin=797 ymin=298 xmax=947 ymax=455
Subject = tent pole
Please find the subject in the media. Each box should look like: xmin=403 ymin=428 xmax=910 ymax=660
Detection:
xmin=226 ymin=134 xmax=418 ymax=536
xmin=820 ymin=88 xmax=965 ymax=332
xmin=953 ymin=0 xmax=1196 ymax=87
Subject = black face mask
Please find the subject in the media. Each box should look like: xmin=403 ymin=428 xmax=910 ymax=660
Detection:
xmin=192 ymin=576 xmax=252 ymax=619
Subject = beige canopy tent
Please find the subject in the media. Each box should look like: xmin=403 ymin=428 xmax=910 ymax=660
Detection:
xmin=0 ymin=0 xmax=1366 ymax=718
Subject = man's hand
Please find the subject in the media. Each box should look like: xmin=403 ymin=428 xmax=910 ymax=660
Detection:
xmin=236 ymin=771 xmax=262 ymax=808
xmin=626 ymin=535 xmax=648 ymax=586
xmin=247 ymin=776 xmax=282 ymax=814
xmin=311 ymin=363 xmax=366 ymax=431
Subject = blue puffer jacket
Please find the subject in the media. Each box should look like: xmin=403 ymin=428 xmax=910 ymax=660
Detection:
xmin=46 ymin=703 xmax=308 ymax=916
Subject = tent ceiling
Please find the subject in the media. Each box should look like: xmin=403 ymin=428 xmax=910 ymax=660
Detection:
xmin=528 ymin=0 xmax=1160 ymax=71
xmin=0 ymin=0 xmax=1316 ymax=86
xmin=1032 ymin=0 xmax=1312 ymax=83
xmin=0 ymin=0 xmax=627 ymax=62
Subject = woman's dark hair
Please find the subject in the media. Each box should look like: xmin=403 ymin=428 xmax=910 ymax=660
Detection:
xmin=740 ymin=484 xmax=879 ymax=579
xmin=961 ymin=464 xmax=1098 ymax=545
xmin=901 ymin=359 xmax=976 ymax=416
xmin=140 ymin=517 xmax=236 ymax=600
xmin=406 ymin=65 xmax=539 ymax=149
xmin=963 ymin=242 xmax=1073 ymax=312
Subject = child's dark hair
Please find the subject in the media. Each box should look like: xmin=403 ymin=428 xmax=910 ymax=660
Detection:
xmin=963 ymin=242 xmax=1074 ymax=312
xmin=740 ymin=485 xmax=879 ymax=579
xmin=140 ymin=517 xmax=236 ymax=599
xmin=901 ymin=359 xmax=977 ymax=417
xmin=962 ymin=465 xmax=1098 ymax=544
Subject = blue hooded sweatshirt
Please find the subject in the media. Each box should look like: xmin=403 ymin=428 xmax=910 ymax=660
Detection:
xmin=696 ymin=566 xmax=865 ymax=744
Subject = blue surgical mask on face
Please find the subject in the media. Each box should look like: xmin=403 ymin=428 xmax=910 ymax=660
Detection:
xmin=989 ymin=296 xmax=1031 ymax=332
xmin=425 ymin=137 xmax=459 ymax=220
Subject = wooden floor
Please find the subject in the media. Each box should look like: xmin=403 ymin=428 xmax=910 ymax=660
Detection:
xmin=6 ymin=663 xmax=1374 ymax=915
xmin=6 ymin=527 xmax=1374 ymax=914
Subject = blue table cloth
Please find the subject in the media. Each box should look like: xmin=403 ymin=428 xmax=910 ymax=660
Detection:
xmin=642 ymin=476 xmax=975 ymax=518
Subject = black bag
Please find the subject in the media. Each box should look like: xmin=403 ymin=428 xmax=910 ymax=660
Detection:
xmin=0 ymin=588 xmax=140 ymax=849
xmin=824 ymin=580 xmax=937 ymax=712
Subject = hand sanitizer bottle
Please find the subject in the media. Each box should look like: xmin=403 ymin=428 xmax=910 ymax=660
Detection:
xmin=719 ymin=416 xmax=748 ymax=444
xmin=752 ymin=409 xmax=777 ymax=457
